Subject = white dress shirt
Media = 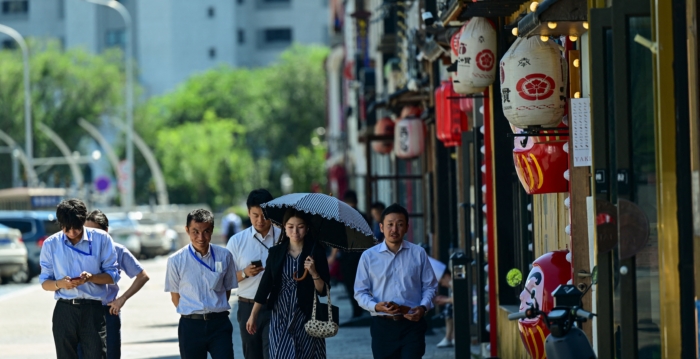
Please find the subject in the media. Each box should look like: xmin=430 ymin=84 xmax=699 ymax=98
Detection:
xmin=354 ymin=240 xmax=438 ymax=316
xmin=226 ymin=225 xmax=279 ymax=299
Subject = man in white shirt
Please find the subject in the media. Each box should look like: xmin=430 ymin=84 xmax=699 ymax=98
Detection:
xmin=226 ymin=189 xmax=278 ymax=359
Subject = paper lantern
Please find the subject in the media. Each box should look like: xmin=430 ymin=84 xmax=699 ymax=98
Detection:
xmin=450 ymin=25 xmax=485 ymax=95
xmin=394 ymin=116 xmax=425 ymax=159
xmin=400 ymin=106 xmax=422 ymax=119
xmin=518 ymin=250 xmax=571 ymax=359
xmin=512 ymin=127 xmax=569 ymax=194
xmin=500 ymin=36 xmax=567 ymax=128
xmin=372 ymin=117 xmax=395 ymax=154
xmin=435 ymin=80 xmax=468 ymax=147
xmin=457 ymin=17 xmax=497 ymax=88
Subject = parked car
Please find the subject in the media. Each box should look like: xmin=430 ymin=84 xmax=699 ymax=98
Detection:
xmin=0 ymin=211 xmax=61 ymax=279
xmin=106 ymin=216 xmax=142 ymax=258
xmin=134 ymin=217 xmax=172 ymax=258
xmin=0 ymin=224 xmax=28 ymax=283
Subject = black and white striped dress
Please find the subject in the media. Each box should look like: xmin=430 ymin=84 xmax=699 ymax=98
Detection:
xmin=269 ymin=253 xmax=326 ymax=359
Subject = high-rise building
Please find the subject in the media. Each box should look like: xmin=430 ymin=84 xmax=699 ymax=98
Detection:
xmin=0 ymin=0 xmax=329 ymax=96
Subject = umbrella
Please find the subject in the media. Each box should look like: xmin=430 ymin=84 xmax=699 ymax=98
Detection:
xmin=261 ymin=193 xmax=378 ymax=281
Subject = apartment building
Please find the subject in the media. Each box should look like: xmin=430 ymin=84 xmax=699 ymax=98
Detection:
xmin=0 ymin=0 xmax=329 ymax=96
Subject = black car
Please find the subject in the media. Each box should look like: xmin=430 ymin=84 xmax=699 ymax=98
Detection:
xmin=0 ymin=211 xmax=61 ymax=279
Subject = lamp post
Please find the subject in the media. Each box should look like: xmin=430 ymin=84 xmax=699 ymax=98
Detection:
xmin=0 ymin=24 xmax=33 ymax=187
xmin=82 ymin=0 xmax=134 ymax=209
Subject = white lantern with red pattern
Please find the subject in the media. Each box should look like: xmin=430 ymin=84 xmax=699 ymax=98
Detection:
xmin=450 ymin=24 xmax=485 ymax=95
xmin=394 ymin=116 xmax=425 ymax=159
xmin=500 ymin=36 xmax=567 ymax=128
xmin=458 ymin=17 xmax=497 ymax=89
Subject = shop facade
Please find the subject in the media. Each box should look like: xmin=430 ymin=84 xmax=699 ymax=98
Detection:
xmin=325 ymin=0 xmax=698 ymax=358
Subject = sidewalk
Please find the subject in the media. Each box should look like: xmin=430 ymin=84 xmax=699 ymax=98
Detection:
xmin=0 ymin=257 xmax=456 ymax=359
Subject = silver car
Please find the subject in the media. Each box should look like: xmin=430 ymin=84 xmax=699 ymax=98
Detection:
xmin=106 ymin=216 xmax=142 ymax=258
xmin=0 ymin=224 xmax=28 ymax=284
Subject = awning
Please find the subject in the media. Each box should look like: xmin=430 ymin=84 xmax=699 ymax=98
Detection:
xmin=517 ymin=0 xmax=588 ymax=37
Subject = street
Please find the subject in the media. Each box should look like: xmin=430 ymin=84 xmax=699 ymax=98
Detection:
xmin=0 ymin=256 xmax=455 ymax=359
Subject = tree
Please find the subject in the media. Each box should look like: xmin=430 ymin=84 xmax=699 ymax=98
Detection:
xmin=0 ymin=40 xmax=125 ymax=187
xmin=285 ymin=131 xmax=327 ymax=193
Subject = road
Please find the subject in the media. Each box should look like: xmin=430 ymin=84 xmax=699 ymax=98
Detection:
xmin=0 ymin=256 xmax=456 ymax=359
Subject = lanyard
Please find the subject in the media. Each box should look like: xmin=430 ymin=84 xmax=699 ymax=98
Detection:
xmin=63 ymin=232 xmax=92 ymax=256
xmin=254 ymin=230 xmax=271 ymax=250
xmin=189 ymin=245 xmax=216 ymax=272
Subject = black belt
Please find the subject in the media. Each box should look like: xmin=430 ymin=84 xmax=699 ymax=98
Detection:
xmin=181 ymin=311 xmax=229 ymax=320
xmin=58 ymin=298 xmax=102 ymax=305
xmin=375 ymin=315 xmax=405 ymax=321
xmin=238 ymin=297 xmax=255 ymax=304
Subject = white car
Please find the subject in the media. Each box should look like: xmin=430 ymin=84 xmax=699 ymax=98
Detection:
xmin=134 ymin=218 xmax=172 ymax=258
xmin=0 ymin=224 xmax=29 ymax=284
xmin=106 ymin=216 xmax=142 ymax=258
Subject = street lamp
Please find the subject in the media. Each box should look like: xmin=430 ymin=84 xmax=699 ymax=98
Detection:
xmin=0 ymin=24 xmax=33 ymax=186
xmin=82 ymin=0 xmax=134 ymax=209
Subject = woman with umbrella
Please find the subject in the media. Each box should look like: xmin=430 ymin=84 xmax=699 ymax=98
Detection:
xmin=246 ymin=208 xmax=330 ymax=359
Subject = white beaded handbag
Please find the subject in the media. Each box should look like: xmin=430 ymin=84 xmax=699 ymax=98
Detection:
xmin=304 ymin=282 xmax=339 ymax=338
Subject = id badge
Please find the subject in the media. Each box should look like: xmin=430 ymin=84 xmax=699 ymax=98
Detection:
xmin=215 ymin=261 xmax=223 ymax=273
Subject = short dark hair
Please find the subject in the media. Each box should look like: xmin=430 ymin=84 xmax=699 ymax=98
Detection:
xmin=86 ymin=210 xmax=109 ymax=231
xmin=343 ymin=190 xmax=358 ymax=204
xmin=56 ymin=199 xmax=88 ymax=230
xmin=380 ymin=203 xmax=409 ymax=224
xmin=371 ymin=201 xmax=386 ymax=211
xmin=186 ymin=209 xmax=215 ymax=227
xmin=246 ymin=188 xmax=274 ymax=209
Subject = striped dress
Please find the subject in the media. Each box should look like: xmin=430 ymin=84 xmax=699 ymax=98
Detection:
xmin=269 ymin=253 xmax=326 ymax=359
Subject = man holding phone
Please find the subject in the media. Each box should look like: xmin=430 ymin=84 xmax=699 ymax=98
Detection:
xmin=226 ymin=189 xmax=279 ymax=359
xmin=39 ymin=199 xmax=120 ymax=358
xmin=354 ymin=203 xmax=438 ymax=359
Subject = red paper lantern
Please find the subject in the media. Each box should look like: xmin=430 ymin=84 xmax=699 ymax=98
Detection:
xmin=372 ymin=117 xmax=395 ymax=154
xmin=518 ymin=250 xmax=571 ymax=359
xmin=512 ymin=126 xmax=569 ymax=194
xmin=435 ymin=80 xmax=468 ymax=147
xmin=394 ymin=116 xmax=425 ymax=159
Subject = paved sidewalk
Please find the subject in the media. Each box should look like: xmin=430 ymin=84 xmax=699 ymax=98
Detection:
xmin=0 ymin=256 xmax=456 ymax=359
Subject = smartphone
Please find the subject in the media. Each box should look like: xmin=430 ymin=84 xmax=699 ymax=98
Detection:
xmin=251 ymin=260 xmax=263 ymax=268
xmin=69 ymin=276 xmax=82 ymax=281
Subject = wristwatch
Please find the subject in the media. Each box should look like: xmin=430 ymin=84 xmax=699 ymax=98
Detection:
xmin=241 ymin=270 xmax=247 ymax=280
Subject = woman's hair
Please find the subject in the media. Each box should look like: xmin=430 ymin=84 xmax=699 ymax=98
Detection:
xmin=276 ymin=208 xmax=312 ymax=245
xmin=86 ymin=210 xmax=109 ymax=231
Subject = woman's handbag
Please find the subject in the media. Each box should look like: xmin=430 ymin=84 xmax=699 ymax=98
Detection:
xmin=304 ymin=282 xmax=339 ymax=338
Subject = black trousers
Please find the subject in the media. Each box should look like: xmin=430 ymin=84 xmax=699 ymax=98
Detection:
xmin=370 ymin=317 xmax=427 ymax=359
xmin=52 ymin=300 xmax=107 ymax=359
xmin=237 ymin=301 xmax=271 ymax=359
xmin=178 ymin=314 xmax=234 ymax=359
xmin=339 ymin=252 xmax=363 ymax=317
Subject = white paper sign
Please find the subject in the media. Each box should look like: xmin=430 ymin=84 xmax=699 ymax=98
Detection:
xmin=570 ymin=98 xmax=592 ymax=167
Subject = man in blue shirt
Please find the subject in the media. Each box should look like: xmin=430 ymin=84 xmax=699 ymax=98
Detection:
xmin=354 ymin=203 xmax=438 ymax=359
xmin=83 ymin=210 xmax=150 ymax=359
xmin=39 ymin=199 xmax=120 ymax=359
xmin=165 ymin=208 xmax=238 ymax=359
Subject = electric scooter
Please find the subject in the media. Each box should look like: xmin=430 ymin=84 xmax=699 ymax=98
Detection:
xmin=508 ymin=284 xmax=597 ymax=359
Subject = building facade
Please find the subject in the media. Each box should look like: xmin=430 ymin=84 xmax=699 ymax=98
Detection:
xmin=0 ymin=0 xmax=328 ymax=95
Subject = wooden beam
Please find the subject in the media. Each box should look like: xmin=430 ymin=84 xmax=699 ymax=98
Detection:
xmin=567 ymin=49 xmax=594 ymax=341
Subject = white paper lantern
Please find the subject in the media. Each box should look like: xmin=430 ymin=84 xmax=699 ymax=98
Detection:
xmin=394 ymin=117 xmax=425 ymax=159
xmin=458 ymin=17 xmax=497 ymax=89
xmin=450 ymin=24 xmax=484 ymax=95
xmin=500 ymin=36 xmax=567 ymax=128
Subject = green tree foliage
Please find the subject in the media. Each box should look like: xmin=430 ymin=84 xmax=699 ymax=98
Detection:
xmin=0 ymin=40 xmax=124 ymax=187
xmin=137 ymin=44 xmax=329 ymax=208
xmin=285 ymin=131 xmax=328 ymax=193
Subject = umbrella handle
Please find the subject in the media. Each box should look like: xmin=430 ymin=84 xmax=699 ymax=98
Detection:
xmin=293 ymin=269 xmax=309 ymax=282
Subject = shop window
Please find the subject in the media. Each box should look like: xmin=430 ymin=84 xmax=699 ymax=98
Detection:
xmin=2 ymin=0 xmax=28 ymax=15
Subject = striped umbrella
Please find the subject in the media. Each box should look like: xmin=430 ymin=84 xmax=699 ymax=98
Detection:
xmin=261 ymin=193 xmax=378 ymax=280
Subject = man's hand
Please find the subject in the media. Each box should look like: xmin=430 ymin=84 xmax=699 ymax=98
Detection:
xmin=375 ymin=302 xmax=401 ymax=315
xmin=108 ymin=297 xmax=126 ymax=315
xmin=433 ymin=295 xmax=451 ymax=306
xmin=244 ymin=264 xmax=264 ymax=277
xmin=61 ymin=276 xmax=80 ymax=290
xmin=69 ymin=272 xmax=93 ymax=287
xmin=404 ymin=306 xmax=426 ymax=322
